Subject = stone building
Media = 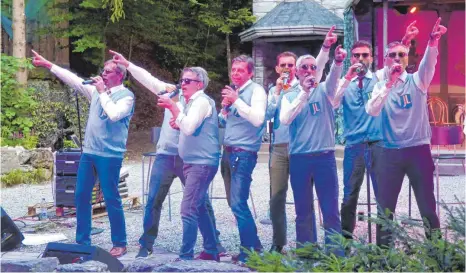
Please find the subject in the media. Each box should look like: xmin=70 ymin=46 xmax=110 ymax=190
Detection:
xmin=240 ymin=0 xmax=348 ymax=90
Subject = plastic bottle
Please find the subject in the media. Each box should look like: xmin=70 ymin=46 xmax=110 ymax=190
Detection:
xmin=40 ymin=198 xmax=48 ymax=220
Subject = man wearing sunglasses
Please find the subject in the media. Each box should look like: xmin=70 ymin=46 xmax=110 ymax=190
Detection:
xmin=218 ymin=55 xmax=267 ymax=263
xmin=157 ymin=67 xmax=221 ymax=261
xmin=109 ymin=51 xmax=226 ymax=259
xmin=264 ymin=26 xmax=338 ymax=254
xmin=31 ymin=50 xmax=133 ymax=257
xmin=332 ymin=21 xmax=420 ymax=242
xmin=280 ymin=45 xmax=346 ymax=254
xmin=366 ymin=18 xmax=447 ymax=247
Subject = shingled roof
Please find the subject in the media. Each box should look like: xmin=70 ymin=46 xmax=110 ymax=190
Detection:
xmin=240 ymin=0 xmax=344 ymax=42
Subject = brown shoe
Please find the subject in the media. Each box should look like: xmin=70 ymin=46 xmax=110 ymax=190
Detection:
xmin=110 ymin=246 xmax=127 ymax=258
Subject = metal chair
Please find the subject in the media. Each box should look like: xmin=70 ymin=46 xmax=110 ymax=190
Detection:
xmin=209 ymin=128 xmax=258 ymax=219
xmin=141 ymin=127 xmax=183 ymax=221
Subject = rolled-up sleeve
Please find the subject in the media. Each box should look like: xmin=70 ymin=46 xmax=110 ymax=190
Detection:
xmin=233 ymin=85 xmax=267 ymax=127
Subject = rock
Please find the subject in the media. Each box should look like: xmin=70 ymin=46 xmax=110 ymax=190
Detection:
xmin=0 ymin=257 xmax=59 ymax=272
xmin=152 ymin=260 xmax=250 ymax=272
xmin=56 ymin=261 xmax=109 ymax=272
xmin=29 ymin=148 xmax=53 ymax=169
xmin=1 ymin=147 xmax=27 ymax=174
xmin=18 ymin=149 xmax=32 ymax=164
xmin=125 ymin=254 xmax=179 ymax=272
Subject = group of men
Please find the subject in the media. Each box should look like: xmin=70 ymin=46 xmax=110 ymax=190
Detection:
xmin=32 ymin=16 xmax=447 ymax=263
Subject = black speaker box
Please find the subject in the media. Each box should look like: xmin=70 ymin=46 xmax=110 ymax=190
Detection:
xmin=1 ymin=207 xmax=24 ymax=251
xmin=42 ymin=242 xmax=124 ymax=272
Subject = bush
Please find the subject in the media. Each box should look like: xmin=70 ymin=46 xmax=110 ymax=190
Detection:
xmin=0 ymin=134 xmax=39 ymax=149
xmin=1 ymin=55 xmax=37 ymax=140
xmin=247 ymin=201 xmax=465 ymax=272
xmin=0 ymin=168 xmax=51 ymax=187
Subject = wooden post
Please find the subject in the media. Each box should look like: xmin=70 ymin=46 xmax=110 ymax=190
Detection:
xmin=439 ymin=8 xmax=451 ymax=120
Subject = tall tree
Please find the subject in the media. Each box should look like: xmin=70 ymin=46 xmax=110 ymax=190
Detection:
xmin=12 ymin=0 xmax=27 ymax=84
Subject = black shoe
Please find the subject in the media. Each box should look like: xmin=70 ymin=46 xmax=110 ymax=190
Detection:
xmin=269 ymin=245 xmax=283 ymax=253
xmin=135 ymin=246 xmax=152 ymax=258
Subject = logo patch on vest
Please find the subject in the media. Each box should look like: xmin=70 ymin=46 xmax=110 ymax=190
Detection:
xmin=399 ymin=94 xmax=412 ymax=109
xmin=309 ymin=102 xmax=321 ymax=116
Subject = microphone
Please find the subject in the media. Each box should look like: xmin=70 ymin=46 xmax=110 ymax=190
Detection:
xmin=282 ymin=69 xmax=290 ymax=90
xmin=355 ymin=62 xmax=367 ymax=77
xmin=82 ymin=79 xmax=95 ymax=85
xmin=223 ymin=84 xmax=237 ymax=113
xmin=159 ymin=84 xmax=181 ymax=97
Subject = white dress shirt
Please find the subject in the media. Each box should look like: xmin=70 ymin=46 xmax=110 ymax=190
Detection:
xmin=231 ymin=79 xmax=267 ymax=127
xmin=50 ymin=65 xmax=134 ymax=122
xmin=175 ymin=90 xmax=212 ymax=136
xmin=127 ymin=63 xmax=175 ymax=95
xmin=280 ymin=62 xmax=343 ymax=125
xmin=366 ymin=45 xmax=438 ymax=116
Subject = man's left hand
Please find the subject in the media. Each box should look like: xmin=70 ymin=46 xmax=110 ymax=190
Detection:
xmin=169 ymin=116 xmax=179 ymax=130
xmin=91 ymin=76 xmax=106 ymax=93
xmin=221 ymin=86 xmax=238 ymax=105
xmin=323 ymin=25 xmax=337 ymax=48
xmin=429 ymin=17 xmax=447 ymax=46
xmin=334 ymin=45 xmax=347 ymax=64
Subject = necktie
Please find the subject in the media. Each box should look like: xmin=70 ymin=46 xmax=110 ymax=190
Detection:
xmin=358 ymin=77 xmax=364 ymax=89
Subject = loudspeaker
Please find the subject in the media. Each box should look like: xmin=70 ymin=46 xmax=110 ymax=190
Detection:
xmin=42 ymin=243 xmax=124 ymax=272
xmin=1 ymin=206 xmax=24 ymax=251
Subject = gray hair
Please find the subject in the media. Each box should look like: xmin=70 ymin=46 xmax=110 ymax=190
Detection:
xmin=232 ymin=55 xmax=254 ymax=73
xmin=182 ymin=67 xmax=209 ymax=89
xmin=384 ymin=41 xmax=409 ymax=56
xmin=104 ymin=60 xmax=127 ymax=81
xmin=296 ymin=54 xmax=316 ymax=68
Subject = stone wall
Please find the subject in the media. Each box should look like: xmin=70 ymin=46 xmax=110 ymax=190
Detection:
xmin=1 ymin=147 xmax=53 ymax=175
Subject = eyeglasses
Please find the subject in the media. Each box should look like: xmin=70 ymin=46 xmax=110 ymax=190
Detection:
xmin=387 ymin=52 xmax=407 ymax=58
xmin=279 ymin=63 xmax=294 ymax=68
xmin=352 ymin=53 xmax=370 ymax=59
xmin=180 ymin=78 xmax=201 ymax=84
xmin=300 ymin=64 xmax=317 ymax=71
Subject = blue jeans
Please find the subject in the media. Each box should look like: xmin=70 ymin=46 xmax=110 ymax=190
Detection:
xmin=229 ymin=150 xmax=262 ymax=261
xmin=140 ymin=154 xmax=222 ymax=251
xmin=179 ymin=163 xmax=219 ymax=259
xmin=341 ymin=142 xmax=379 ymax=239
xmin=289 ymin=151 xmax=342 ymax=255
xmin=75 ymin=153 xmax=126 ymax=247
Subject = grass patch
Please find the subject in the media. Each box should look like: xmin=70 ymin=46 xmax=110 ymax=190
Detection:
xmin=1 ymin=168 xmax=51 ymax=187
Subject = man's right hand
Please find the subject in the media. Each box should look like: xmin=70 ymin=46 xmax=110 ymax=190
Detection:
xmin=387 ymin=64 xmax=403 ymax=86
xmin=275 ymin=76 xmax=284 ymax=95
xmin=109 ymin=50 xmax=130 ymax=68
xmin=345 ymin=63 xmax=363 ymax=81
xmin=31 ymin=50 xmax=52 ymax=69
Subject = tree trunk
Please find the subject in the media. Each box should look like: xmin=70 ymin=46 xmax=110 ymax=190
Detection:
xmin=12 ymin=0 xmax=27 ymax=84
xmin=226 ymin=33 xmax=232 ymax=81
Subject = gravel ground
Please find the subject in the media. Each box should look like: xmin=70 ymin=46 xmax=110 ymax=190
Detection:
xmin=1 ymin=161 xmax=464 ymax=256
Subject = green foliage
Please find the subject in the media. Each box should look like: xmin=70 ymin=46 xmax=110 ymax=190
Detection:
xmin=63 ymin=139 xmax=79 ymax=148
xmin=0 ymin=55 xmax=38 ymax=138
xmin=0 ymin=135 xmax=39 ymax=150
xmin=247 ymin=202 xmax=466 ymax=272
xmin=0 ymin=168 xmax=51 ymax=187
xmin=29 ymin=80 xmax=89 ymax=148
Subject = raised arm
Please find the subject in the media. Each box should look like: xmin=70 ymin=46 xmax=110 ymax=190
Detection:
xmin=32 ymin=50 xmax=94 ymax=101
xmin=315 ymin=25 xmax=337 ymax=82
xmin=413 ymin=18 xmax=446 ymax=92
xmin=110 ymin=50 xmax=175 ymax=95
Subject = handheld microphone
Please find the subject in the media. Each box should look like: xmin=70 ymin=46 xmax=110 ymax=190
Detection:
xmin=223 ymin=84 xmax=236 ymax=112
xmin=355 ymin=62 xmax=367 ymax=77
xmin=82 ymin=79 xmax=95 ymax=85
xmin=393 ymin=66 xmax=402 ymax=73
xmin=159 ymin=84 xmax=181 ymax=97
xmin=168 ymin=84 xmax=181 ymax=98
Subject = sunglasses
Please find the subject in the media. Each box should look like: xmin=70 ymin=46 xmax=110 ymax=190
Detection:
xmin=300 ymin=64 xmax=317 ymax=71
xmin=279 ymin=63 xmax=294 ymax=68
xmin=180 ymin=78 xmax=201 ymax=84
xmin=352 ymin=53 xmax=370 ymax=59
xmin=387 ymin=52 xmax=407 ymax=58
